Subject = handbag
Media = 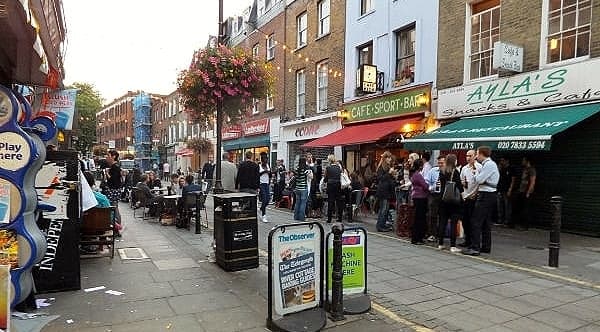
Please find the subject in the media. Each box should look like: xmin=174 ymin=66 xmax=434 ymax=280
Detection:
xmin=442 ymin=171 xmax=461 ymax=204
xmin=340 ymin=171 xmax=351 ymax=189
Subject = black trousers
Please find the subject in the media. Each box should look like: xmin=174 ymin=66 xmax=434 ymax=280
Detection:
xmin=462 ymin=198 xmax=476 ymax=247
xmin=412 ymin=198 xmax=428 ymax=243
xmin=470 ymin=191 xmax=496 ymax=252
xmin=327 ymin=182 xmax=344 ymax=222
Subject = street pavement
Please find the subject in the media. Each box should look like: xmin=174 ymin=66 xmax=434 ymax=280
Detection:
xmin=33 ymin=194 xmax=600 ymax=332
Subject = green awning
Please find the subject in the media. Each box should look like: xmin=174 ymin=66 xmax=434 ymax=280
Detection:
xmin=403 ymin=102 xmax=600 ymax=151
xmin=223 ymin=135 xmax=270 ymax=150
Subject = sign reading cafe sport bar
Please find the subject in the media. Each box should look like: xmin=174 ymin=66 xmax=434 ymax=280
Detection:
xmin=438 ymin=57 xmax=600 ymax=119
xmin=343 ymin=84 xmax=431 ymax=123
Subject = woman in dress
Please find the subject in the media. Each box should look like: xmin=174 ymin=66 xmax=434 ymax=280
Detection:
xmin=375 ymin=151 xmax=395 ymax=232
xmin=437 ymin=154 xmax=463 ymax=252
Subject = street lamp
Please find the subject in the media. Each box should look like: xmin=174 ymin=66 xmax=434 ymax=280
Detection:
xmin=213 ymin=0 xmax=225 ymax=194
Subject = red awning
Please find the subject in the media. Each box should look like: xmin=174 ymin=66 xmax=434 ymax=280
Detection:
xmin=302 ymin=117 xmax=422 ymax=148
xmin=176 ymin=148 xmax=194 ymax=156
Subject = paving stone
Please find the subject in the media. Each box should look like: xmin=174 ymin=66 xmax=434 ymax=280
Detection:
xmin=535 ymin=285 xmax=598 ymax=303
xmin=474 ymin=325 xmax=515 ymax=332
xmin=462 ymin=289 xmax=508 ymax=302
xmin=408 ymin=294 xmax=469 ymax=312
xmin=441 ymin=309 xmax=497 ymax=331
xmin=170 ymin=277 xmax=229 ymax=295
xmin=521 ymin=277 xmax=563 ymax=289
xmin=386 ymin=285 xmax=454 ymax=305
xmin=571 ymin=324 xmax=600 ymax=332
xmin=117 ymin=281 xmax=176 ymax=302
xmin=529 ymin=309 xmax=589 ymax=330
xmin=483 ymin=283 xmax=532 ymax=297
xmin=168 ymin=292 xmax=241 ymax=314
xmin=502 ymin=317 xmax=561 ymax=332
xmin=153 ymin=257 xmax=200 ymax=270
xmin=492 ymin=297 xmax=546 ymax=315
xmin=108 ymin=314 xmax=205 ymax=332
xmin=91 ymin=298 xmax=176 ymax=325
xmin=468 ymin=304 xmax=520 ymax=324
xmin=196 ymin=306 xmax=264 ymax=332
xmin=385 ymin=276 xmax=427 ymax=290
xmin=151 ymin=267 xmax=212 ymax=282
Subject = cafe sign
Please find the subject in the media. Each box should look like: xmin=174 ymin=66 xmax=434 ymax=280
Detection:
xmin=242 ymin=118 xmax=269 ymax=136
xmin=343 ymin=84 xmax=430 ymax=124
xmin=438 ymin=57 xmax=600 ymax=119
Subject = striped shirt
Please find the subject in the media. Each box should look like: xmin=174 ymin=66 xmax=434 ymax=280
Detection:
xmin=295 ymin=168 xmax=309 ymax=190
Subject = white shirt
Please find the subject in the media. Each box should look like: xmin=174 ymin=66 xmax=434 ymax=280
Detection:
xmin=475 ymin=158 xmax=500 ymax=192
xmin=88 ymin=158 xmax=96 ymax=171
xmin=460 ymin=162 xmax=482 ymax=199
xmin=259 ymin=164 xmax=270 ymax=184
xmin=163 ymin=163 xmax=170 ymax=173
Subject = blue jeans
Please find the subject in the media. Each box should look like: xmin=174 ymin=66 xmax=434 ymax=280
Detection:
xmin=376 ymin=198 xmax=390 ymax=230
xmin=294 ymin=189 xmax=308 ymax=221
xmin=259 ymin=183 xmax=270 ymax=216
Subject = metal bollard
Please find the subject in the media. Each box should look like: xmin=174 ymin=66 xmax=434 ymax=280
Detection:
xmin=330 ymin=223 xmax=345 ymax=321
xmin=549 ymin=196 xmax=562 ymax=268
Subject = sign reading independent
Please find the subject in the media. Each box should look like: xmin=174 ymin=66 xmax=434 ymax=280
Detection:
xmin=272 ymin=225 xmax=321 ymax=316
xmin=343 ymin=84 xmax=430 ymax=123
xmin=439 ymin=57 xmax=600 ymax=119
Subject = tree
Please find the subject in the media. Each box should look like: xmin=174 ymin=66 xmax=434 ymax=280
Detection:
xmin=68 ymin=82 xmax=103 ymax=154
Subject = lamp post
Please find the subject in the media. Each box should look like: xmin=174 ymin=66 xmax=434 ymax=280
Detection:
xmin=213 ymin=0 xmax=225 ymax=194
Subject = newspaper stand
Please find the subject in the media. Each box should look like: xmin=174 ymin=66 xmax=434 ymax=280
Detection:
xmin=267 ymin=222 xmax=327 ymax=332
xmin=213 ymin=193 xmax=258 ymax=271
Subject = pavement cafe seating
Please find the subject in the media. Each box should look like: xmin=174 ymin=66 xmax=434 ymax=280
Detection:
xmin=80 ymin=206 xmax=117 ymax=258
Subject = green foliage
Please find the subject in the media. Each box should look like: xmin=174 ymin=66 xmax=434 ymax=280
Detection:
xmin=68 ymin=82 xmax=103 ymax=154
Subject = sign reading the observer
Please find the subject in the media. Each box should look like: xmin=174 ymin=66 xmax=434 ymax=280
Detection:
xmin=272 ymin=224 xmax=321 ymax=316
xmin=327 ymin=229 xmax=366 ymax=296
xmin=438 ymin=57 xmax=600 ymax=119
xmin=41 ymin=89 xmax=78 ymax=130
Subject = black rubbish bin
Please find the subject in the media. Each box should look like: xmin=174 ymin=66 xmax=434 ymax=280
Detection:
xmin=213 ymin=193 xmax=259 ymax=271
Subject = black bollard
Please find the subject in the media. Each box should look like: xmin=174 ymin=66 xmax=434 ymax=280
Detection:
xmin=549 ymin=196 xmax=562 ymax=268
xmin=195 ymin=193 xmax=202 ymax=234
xmin=330 ymin=223 xmax=345 ymax=321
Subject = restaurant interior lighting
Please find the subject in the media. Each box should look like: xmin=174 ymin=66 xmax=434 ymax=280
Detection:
xmin=416 ymin=93 xmax=429 ymax=107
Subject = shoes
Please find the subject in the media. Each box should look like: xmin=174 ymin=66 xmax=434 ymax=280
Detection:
xmin=411 ymin=241 xmax=425 ymax=245
xmin=426 ymin=236 xmax=436 ymax=242
xmin=462 ymin=248 xmax=480 ymax=256
xmin=377 ymin=227 xmax=392 ymax=232
xmin=481 ymin=249 xmax=491 ymax=254
xmin=437 ymin=245 xmax=445 ymax=250
xmin=457 ymin=242 xmax=469 ymax=248
xmin=450 ymin=247 xmax=461 ymax=253
xmin=261 ymin=215 xmax=269 ymax=223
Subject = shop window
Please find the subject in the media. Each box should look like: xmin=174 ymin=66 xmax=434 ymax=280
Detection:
xmin=317 ymin=61 xmax=328 ymax=112
xmin=544 ymin=0 xmax=591 ymax=64
xmin=266 ymin=34 xmax=275 ymax=60
xmin=297 ymin=12 xmax=308 ymax=48
xmin=361 ymin=0 xmax=373 ymax=15
xmin=318 ymin=0 xmax=330 ymax=37
xmin=468 ymin=0 xmax=500 ymax=80
xmin=252 ymin=43 xmax=259 ymax=58
xmin=296 ymin=70 xmax=306 ymax=118
xmin=395 ymin=24 xmax=416 ymax=86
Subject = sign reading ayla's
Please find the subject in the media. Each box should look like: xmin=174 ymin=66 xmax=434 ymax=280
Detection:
xmin=343 ymin=84 xmax=430 ymax=123
xmin=272 ymin=225 xmax=321 ymax=316
xmin=439 ymin=57 xmax=600 ymax=119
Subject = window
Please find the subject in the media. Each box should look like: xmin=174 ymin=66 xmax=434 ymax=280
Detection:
xmin=358 ymin=43 xmax=373 ymax=66
xmin=318 ymin=0 xmax=330 ymax=36
xmin=252 ymin=98 xmax=259 ymax=114
xmin=266 ymin=34 xmax=275 ymax=60
xmin=361 ymin=0 xmax=373 ymax=15
xmin=469 ymin=0 xmax=500 ymax=79
xmin=252 ymin=43 xmax=259 ymax=58
xmin=296 ymin=70 xmax=306 ymax=117
xmin=395 ymin=25 xmax=416 ymax=85
xmin=297 ymin=12 xmax=308 ymax=48
xmin=317 ymin=62 xmax=328 ymax=112
xmin=546 ymin=0 xmax=591 ymax=63
xmin=266 ymin=94 xmax=274 ymax=111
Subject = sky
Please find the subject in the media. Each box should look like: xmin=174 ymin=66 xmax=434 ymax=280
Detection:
xmin=62 ymin=0 xmax=253 ymax=104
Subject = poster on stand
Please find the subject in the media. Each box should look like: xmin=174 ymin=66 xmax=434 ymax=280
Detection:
xmin=0 ymin=230 xmax=18 ymax=269
xmin=327 ymin=229 xmax=366 ymax=296
xmin=0 ymin=265 xmax=10 ymax=331
xmin=0 ymin=184 xmax=9 ymax=224
xmin=41 ymin=89 xmax=77 ymax=130
xmin=272 ymin=224 xmax=321 ymax=316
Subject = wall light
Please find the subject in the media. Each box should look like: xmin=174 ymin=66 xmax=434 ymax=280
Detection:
xmin=336 ymin=109 xmax=349 ymax=119
xmin=416 ymin=93 xmax=430 ymax=107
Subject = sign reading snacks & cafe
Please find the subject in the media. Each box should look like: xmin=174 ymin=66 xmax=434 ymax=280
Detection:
xmin=438 ymin=57 xmax=600 ymax=119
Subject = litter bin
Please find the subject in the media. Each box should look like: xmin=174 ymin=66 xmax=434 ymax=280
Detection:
xmin=213 ymin=193 xmax=259 ymax=271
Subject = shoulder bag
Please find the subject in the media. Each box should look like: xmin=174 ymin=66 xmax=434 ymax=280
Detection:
xmin=340 ymin=169 xmax=351 ymax=189
xmin=442 ymin=171 xmax=461 ymax=204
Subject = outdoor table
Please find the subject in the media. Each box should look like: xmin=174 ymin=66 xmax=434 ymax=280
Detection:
xmin=152 ymin=187 xmax=168 ymax=194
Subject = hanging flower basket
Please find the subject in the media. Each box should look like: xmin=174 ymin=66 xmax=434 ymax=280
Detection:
xmin=187 ymin=137 xmax=213 ymax=152
xmin=177 ymin=44 xmax=274 ymax=123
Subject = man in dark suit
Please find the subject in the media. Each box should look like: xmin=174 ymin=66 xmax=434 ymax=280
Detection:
xmin=236 ymin=151 xmax=259 ymax=194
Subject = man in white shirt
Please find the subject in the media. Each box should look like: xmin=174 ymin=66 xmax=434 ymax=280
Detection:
xmin=459 ymin=150 xmax=481 ymax=248
xmin=421 ymin=152 xmax=432 ymax=177
xmin=463 ymin=146 xmax=499 ymax=256
xmin=163 ymin=162 xmax=171 ymax=181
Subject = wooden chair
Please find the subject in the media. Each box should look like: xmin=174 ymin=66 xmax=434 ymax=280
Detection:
xmin=133 ymin=189 xmax=156 ymax=220
xmin=80 ymin=206 xmax=116 ymax=258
